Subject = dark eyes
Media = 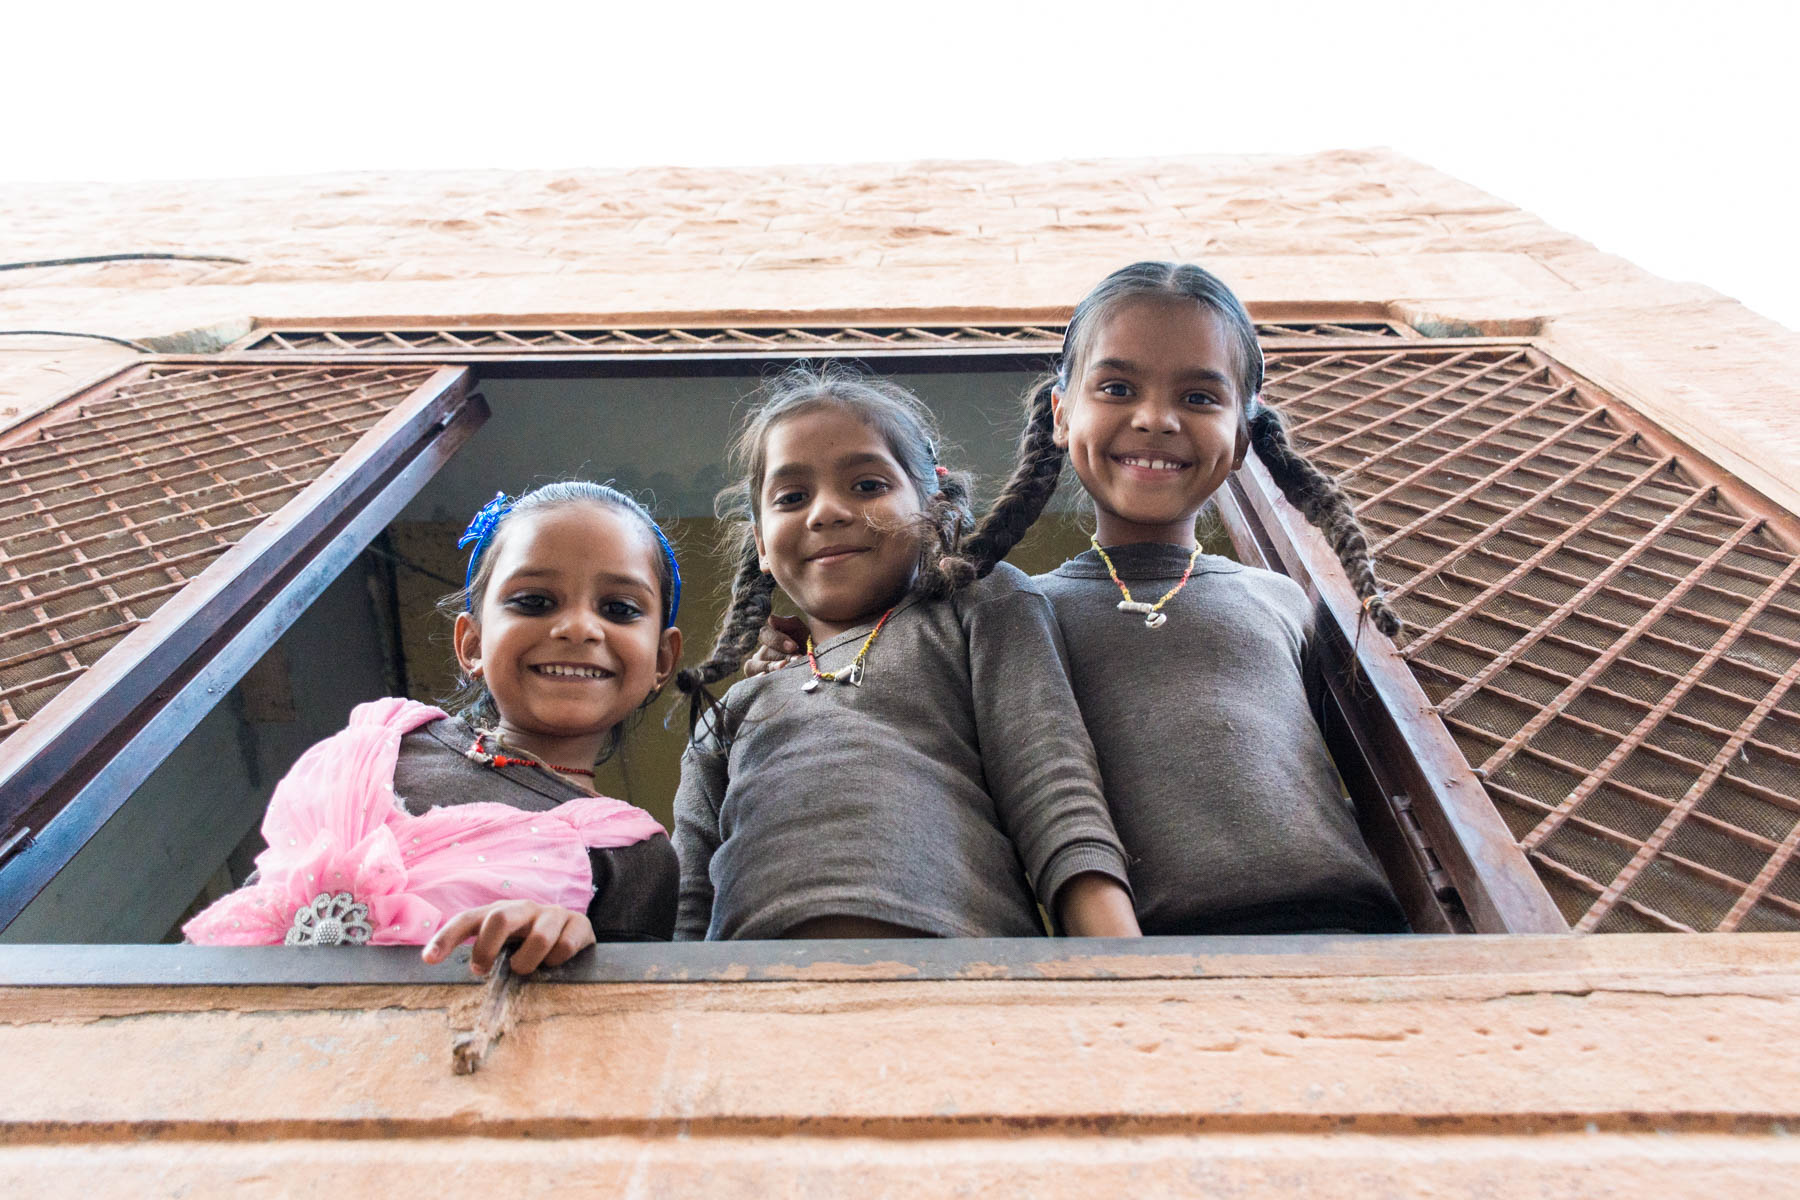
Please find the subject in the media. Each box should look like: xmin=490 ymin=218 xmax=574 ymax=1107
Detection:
xmin=770 ymin=479 xmax=891 ymax=506
xmin=1095 ymin=380 xmax=1222 ymax=408
xmin=502 ymin=593 xmax=644 ymax=621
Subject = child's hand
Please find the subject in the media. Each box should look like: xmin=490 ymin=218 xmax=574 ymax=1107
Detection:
xmin=1055 ymin=872 xmax=1142 ymax=938
xmin=422 ymin=901 xmax=596 ymax=975
xmin=743 ymin=613 xmax=810 ymax=677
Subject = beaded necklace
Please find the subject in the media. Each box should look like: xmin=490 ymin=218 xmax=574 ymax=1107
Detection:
xmin=1090 ymin=536 xmax=1205 ymax=629
xmin=466 ymin=729 xmax=596 ymax=780
xmin=802 ymin=606 xmax=896 ymax=692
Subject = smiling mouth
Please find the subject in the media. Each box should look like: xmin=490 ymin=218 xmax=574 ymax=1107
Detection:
xmin=531 ymin=664 xmax=613 ymax=680
xmin=1114 ymin=454 xmax=1191 ymax=472
xmin=807 ymin=545 xmax=870 ymax=564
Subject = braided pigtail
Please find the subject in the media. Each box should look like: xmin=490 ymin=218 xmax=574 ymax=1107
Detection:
xmin=911 ymin=466 xmax=978 ymax=600
xmin=963 ymin=379 xmax=1065 ymax=578
xmin=1248 ymin=404 xmax=1402 ymax=638
xmin=674 ymin=511 xmax=776 ymax=738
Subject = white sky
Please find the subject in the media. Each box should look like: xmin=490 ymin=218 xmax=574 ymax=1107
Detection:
xmin=5 ymin=0 xmax=1796 ymax=329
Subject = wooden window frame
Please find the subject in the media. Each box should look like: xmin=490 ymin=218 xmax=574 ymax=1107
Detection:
xmin=9 ymin=311 xmax=1790 ymax=966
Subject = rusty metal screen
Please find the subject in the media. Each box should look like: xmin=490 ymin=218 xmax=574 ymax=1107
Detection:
xmin=1265 ymin=345 xmax=1800 ymax=934
xmin=1256 ymin=320 xmax=1411 ymax=340
xmin=226 ymin=320 xmax=1413 ymax=356
xmin=0 ymin=364 xmax=439 ymax=744
xmin=232 ymin=324 xmax=1068 ymax=355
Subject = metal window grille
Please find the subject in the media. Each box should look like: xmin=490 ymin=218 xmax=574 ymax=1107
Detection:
xmin=224 ymin=320 xmax=1413 ymax=356
xmin=0 ymin=364 xmax=440 ymax=745
xmin=1263 ymin=345 xmax=1800 ymax=934
xmin=1256 ymin=320 xmax=1412 ymax=340
xmin=232 ymin=325 xmax=1070 ymax=355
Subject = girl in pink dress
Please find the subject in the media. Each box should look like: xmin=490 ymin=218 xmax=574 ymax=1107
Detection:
xmin=184 ymin=481 xmax=685 ymax=973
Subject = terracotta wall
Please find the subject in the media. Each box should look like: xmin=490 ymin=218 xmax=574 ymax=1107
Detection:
xmin=3 ymin=937 xmax=1798 ymax=1195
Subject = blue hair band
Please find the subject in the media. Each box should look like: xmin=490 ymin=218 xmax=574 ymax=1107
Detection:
xmin=649 ymin=520 xmax=682 ymax=629
xmin=457 ymin=491 xmax=514 ymax=610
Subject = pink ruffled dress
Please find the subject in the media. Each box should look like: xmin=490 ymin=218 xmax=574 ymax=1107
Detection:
xmin=184 ymin=697 xmax=666 ymax=946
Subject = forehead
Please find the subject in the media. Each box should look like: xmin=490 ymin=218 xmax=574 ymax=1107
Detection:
xmin=488 ymin=503 xmax=659 ymax=581
xmin=763 ymin=403 xmax=903 ymax=472
xmin=1081 ymin=297 xmax=1242 ymax=393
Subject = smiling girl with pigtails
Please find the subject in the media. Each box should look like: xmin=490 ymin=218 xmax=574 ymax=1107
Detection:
xmin=185 ymin=481 xmax=686 ymax=971
xmin=672 ymin=365 xmax=1139 ymax=942
xmin=755 ymin=264 xmax=1409 ymax=935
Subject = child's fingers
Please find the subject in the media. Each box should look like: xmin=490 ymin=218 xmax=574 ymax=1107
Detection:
xmin=768 ymin=614 xmax=808 ymax=654
xmin=467 ymin=903 xmax=533 ymax=974
xmin=757 ymin=623 xmax=801 ymax=658
xmin=743 ymin=648 xmax=796 ymax=677
xmin=421 ymin=906 xmax=491 ymax=963
xmin=506 ymin=906 xmax=571 ymax=974
xmin=540 ymin=913 xmax=597 ymax=969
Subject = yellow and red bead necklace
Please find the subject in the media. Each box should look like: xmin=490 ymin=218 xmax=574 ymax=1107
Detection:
xmin=802 ymin=606 xmax=897 ymax=692
xmin=1090 ymin=535 xmax=1205 ymax=629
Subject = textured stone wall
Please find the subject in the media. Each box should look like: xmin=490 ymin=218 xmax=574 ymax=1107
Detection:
xmin=2 ymin=936 xmax=1797 ymax=1195
xmin=4 ymin=149 xmax=1797 ymax=512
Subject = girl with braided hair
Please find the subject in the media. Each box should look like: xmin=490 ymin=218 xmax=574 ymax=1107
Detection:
xmin=672 ymin=364 xmax=1138 ymax=942
xmin=756 ymin=264 xmax=1408 ymax=934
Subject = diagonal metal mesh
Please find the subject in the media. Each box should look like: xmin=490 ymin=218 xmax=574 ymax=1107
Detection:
xmin=0 ymin=364 xmax=437 ymax=745
xmin=1265 ymin=345 xmax=1800 ymax=933
xmin=238 ymin=325 xmax=1070 ymax=355
xmin=1255 ymin=320 xmax=1410 ymax=340
xmin=229 ymin=321 xmax=1411 ymax=355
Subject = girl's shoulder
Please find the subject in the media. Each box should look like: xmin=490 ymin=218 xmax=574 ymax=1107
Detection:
xmin=958 ymin=557 xmax=1033 ymax=599
xmin=1220 ymin=562 xmax=1310 ymax=611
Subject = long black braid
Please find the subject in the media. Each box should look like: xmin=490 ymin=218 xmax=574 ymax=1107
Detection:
xmin=675 ymin=526 xmax=775 ymax=738
xmin=962 ymin=379 xmax=1064 ymax=579
xmin=1247 ymin=403 xmax=1402 ymax=637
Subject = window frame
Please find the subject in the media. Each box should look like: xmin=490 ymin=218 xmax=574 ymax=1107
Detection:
xmin=8 ymin=311 xmax=1790 ymax=964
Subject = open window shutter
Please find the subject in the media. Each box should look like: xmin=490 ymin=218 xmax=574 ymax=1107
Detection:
xmin=0 ymin=364 xmax=482 ymax=925
xmin=1239 ymin=344 xmax=1800 ymax=934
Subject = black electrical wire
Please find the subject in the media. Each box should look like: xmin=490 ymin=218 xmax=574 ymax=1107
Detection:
xmin=0 ymin=253 xmax=247 ymax=272
xmin=0 ymin=330 xmax=152 ymax=351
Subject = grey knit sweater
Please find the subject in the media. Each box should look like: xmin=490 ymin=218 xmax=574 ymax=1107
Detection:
xmin=1037 ymin=544 xmax=1406 ymax=934
xmin=675 ymin=562 xmax=1131 ymax=940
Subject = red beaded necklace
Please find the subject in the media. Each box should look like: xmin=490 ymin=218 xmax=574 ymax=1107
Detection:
xmin=466 ymin=730 xmax=596 ymax=779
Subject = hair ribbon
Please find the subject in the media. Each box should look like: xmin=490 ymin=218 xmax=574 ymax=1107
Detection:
xmin=457 ymin=491 xmax=514 ymax=609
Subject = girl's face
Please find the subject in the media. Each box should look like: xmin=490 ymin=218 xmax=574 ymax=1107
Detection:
xmin=754 ymin=404 xmax=925 ymax=642
xmin=454 ymin=504 xmax=681 ymax=767
xmin=1053 ymin=296 xmax=1249 ymax=548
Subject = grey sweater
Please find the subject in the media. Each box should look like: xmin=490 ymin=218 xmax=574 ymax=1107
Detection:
xmin=1036 ymin=544 xmax=1406 ymax=935
xmin=395 ymin=715 xmax=679 ymax=941
xmin=675 ymin=562 xmax=1131 ymax=940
